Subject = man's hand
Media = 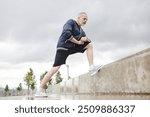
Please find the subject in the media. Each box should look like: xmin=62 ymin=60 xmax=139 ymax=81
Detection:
xmin=77 ymin=40 xmax=84 ymax=45
xmin=81 ymin=37 xmax=91 ymax=43
xmin=80 ymin=37 xmax=87 ymax=42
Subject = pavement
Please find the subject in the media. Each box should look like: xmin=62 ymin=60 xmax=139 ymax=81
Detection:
xmin=0 ymin=93 xmax=150 ymax=100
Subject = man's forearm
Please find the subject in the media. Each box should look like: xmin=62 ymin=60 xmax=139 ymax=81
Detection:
xmin=69 ymin=37 xmax=81 ymax=45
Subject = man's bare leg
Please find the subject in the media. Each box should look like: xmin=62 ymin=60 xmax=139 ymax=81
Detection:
xmin=40 ymin=66 xmax=60 ymax=88
xmin=84 ymin=43 xmax=94 ymax=66
xmin=84 ymin=43 xmax=102 ymax=75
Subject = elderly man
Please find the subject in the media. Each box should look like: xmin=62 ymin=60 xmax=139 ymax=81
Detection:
xmin=35 ymin=12 xmax=101 ymax=97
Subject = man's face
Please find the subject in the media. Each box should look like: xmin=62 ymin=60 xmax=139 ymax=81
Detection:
xmin=78 ymin=14 xmax=88 ymax=26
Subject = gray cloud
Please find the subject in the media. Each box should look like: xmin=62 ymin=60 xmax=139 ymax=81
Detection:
xmin=87 ymin=0 xmax=150 ymax=46
xmin=0 ymin=0 xmax=150 ymax=64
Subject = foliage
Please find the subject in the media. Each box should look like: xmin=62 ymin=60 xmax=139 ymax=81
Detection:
xmin=16 ymin=83 xmax=23 ymax=95
xmin=23 ymin=68 xmax=36 ymax=95
xmin=4 ymin=84 xmax=9 ymax=96
xmin=55 ymin=71 xmax=63 ymax=84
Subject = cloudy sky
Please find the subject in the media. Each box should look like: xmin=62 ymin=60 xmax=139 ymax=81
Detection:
xmin=0 ymin=0 xmax=150 ymax=88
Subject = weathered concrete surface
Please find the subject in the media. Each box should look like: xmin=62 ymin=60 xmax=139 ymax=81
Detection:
xmin=95 ymin=48 xmax=150 ymax=94
xmin=49 ymin=48 xmax=150 ymax=98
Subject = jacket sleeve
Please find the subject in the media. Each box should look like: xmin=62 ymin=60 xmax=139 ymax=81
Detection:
xmin=82 ymin=30 xmax=86 ymax=37
xmin=62 ymin=19 xmax=74 ymax=41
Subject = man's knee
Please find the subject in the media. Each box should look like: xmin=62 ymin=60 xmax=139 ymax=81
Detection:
xmin=85 ymin=43 xmax=93 ymax=49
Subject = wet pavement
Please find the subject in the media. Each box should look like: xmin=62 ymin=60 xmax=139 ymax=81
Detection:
xmin=0 ymin=93 xmax=150 ymax=100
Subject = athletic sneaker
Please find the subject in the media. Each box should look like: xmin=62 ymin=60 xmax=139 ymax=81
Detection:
xmin=89 ymin=65 xmax=103 ymax=76
xmin=35 ymin=88 xmax=48 ymax=97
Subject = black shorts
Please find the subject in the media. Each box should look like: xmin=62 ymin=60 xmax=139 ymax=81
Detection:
xmin=53 ymin=42 xmax=90 ymax=67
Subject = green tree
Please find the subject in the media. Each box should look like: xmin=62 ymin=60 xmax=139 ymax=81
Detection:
xmin=16 ymin=87 xmax=20 ymax=96
xmin=30 ymin=82 xmax=36 ymax=95
xmin=40 ymin=71 xmax=52 ymax=92
xmin=55 ymin=71 xmax=63 ymax=84
xmin=16 ymin=83 xmax=23 ymax=95
xmin=4 ymin=84 xmax=9 ymax=96
xmin=24 ymin=68 xmax=36 ymax=96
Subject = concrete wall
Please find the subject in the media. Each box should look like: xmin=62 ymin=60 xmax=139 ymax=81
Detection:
xmin=49 ymin=48 xmax=150 ymax=94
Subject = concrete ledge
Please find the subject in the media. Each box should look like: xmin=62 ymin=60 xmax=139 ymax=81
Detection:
xmin=95 ymin=48 xmax=150 ymax=93
xmin=49 ymin=48 xmax=150 ymax=95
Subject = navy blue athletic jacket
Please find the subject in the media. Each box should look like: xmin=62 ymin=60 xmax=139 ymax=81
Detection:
xmin=57 ymin=19 xmax=86 ymax=49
